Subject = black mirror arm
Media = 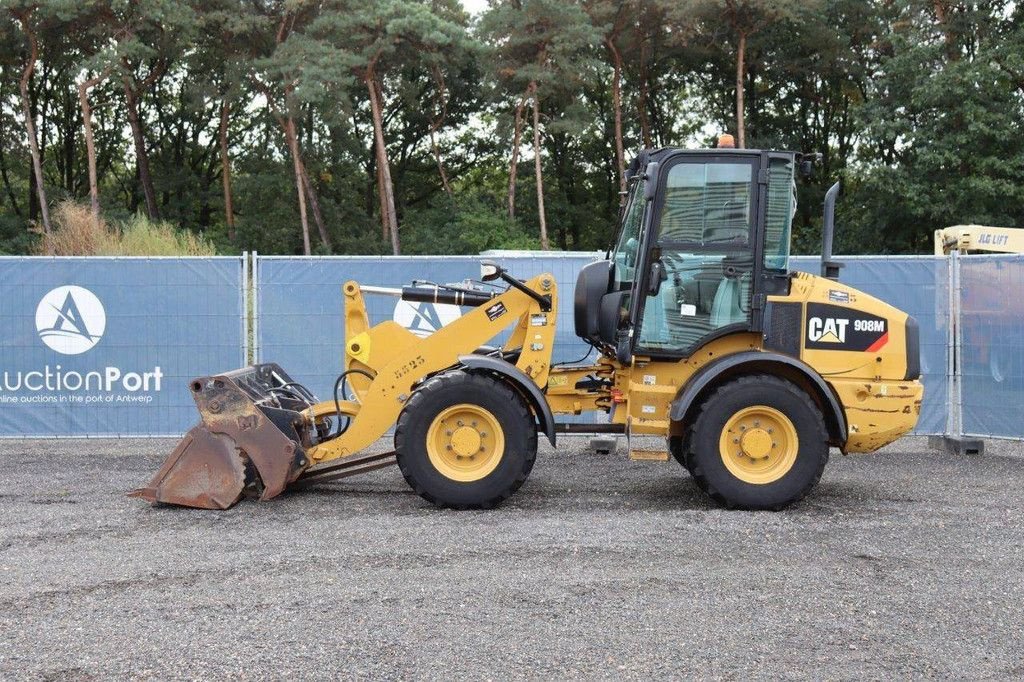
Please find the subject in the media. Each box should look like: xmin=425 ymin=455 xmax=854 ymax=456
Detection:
xmin=500 ymin=271 xmax=552 ymax=312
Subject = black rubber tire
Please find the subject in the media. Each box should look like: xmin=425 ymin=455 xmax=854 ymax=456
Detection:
xmin=669 ymin=435 xmax=695 ymax=475
xmin=685 ymin=375 xmax=829 ymax=511
xmin=395 ymin=371 xmax=537 ymax=509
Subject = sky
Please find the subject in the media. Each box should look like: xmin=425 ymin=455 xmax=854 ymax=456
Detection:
xmin=460 ymin=0 xmax=488 ymax=17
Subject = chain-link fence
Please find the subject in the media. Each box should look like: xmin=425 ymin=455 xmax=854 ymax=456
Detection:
xmin=791 ymin=256 xmax=951 ymax=435
xmin=956 ymin=254 xmax=1024 ymax=439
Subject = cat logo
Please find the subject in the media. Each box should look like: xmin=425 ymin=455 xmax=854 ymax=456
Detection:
xmin=805 ymin=303 xmax=888 ymax=352
xmin=808 ymin=317 xmax=849 ymax=344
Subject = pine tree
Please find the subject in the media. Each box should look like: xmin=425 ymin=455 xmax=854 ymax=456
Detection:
xmin=480 ymin=0 xmax=600 ymax=249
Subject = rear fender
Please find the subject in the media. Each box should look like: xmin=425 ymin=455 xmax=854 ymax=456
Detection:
xmin=458 ymin=354 xmax=556 ymax=447
xmin=669 ymin=351 xmax=848 ymax=446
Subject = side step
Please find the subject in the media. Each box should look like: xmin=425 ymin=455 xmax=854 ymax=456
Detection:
xmin=294 ymin=450 xmax=398 ymax=486
xmin=629 ymin=448 xmax=669 ymax=462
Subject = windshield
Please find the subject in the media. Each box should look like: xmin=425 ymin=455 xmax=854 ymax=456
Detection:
xmin=611 ymin=177 xmax=646 ymax=290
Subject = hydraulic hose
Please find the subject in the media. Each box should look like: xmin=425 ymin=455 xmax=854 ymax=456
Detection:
xmin=333 ymin=368 xmax=375 ymax=437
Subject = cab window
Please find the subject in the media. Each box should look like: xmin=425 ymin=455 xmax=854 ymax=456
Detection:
xmin=610 ymin=177 xmax=645 ymax=290
xmin=764 ymin=157 xmax=796 ymax=271
xmin=637 ymin=160 xmax=755 ymax=354
xmin=658 ymin=162 xmax=753 ymax=245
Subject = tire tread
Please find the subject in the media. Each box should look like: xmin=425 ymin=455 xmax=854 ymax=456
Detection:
xmin=686 ymin=374 xmax=829 ymax=511
xmin=395 ymin=371 xmax=537 ymax=509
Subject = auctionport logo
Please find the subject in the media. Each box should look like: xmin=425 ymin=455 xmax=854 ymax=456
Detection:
xmin=35 ymin=285 xmax=106 ymax=355
xmin=0 ymin=285 xmax=162 ymax=404
xmin=393 ymin=300 xmax=460 ymax=338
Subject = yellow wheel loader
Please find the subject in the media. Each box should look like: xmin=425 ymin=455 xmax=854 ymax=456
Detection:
xmin=131 ymin=147 xmax=923 ymax=511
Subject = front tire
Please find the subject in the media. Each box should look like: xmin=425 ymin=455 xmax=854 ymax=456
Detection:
xmin=395 ymin=371 xmax=537 ymax=509
xmin=685 ymin=375 xmax=829 ymax=510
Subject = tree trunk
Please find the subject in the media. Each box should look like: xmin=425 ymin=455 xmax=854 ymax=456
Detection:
xmin=218 ymin=98 xmax=235 ymax=241
xmin=735 ymin=30 xmax=747 ymax=149
xmin=530 ymin=82 xmax=548 ymax=251
xmin=78 ymin=70 xmax=108 ymax=229
xmin=430 ymin=129 xmax=452 ymax=199
xmin=284 ymin=115 xmax=312 ymax=255
xmin=0 ymin=141 xmax=21 ymax=217
xmin=61 ymin=88 xmax=74 ymax=194
xmin=638 ymin=32 xmax=653 ymax=148
xmin=14 ymin=11 xmax=51 ymax=241
xmin=932 ymin=1 xmax=959 ymax=61
xmin=508 ymin=91 xmax=527 ymax=219
xmin=429 ymin=65 xmax=452 ymax=199
xmin=375 ymin=161 xmax=390 ymax=241
xmin=122 ymin=76 xmax=160 ymax=220
xmin=300 ymin=160 xmax=331 ymax=251
xmin=607 ymin=38 xmax=626 ymax=195
xmin=367 ymin=72 xmax=400 ymax=255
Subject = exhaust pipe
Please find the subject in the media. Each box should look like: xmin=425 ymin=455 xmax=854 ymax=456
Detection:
xmin=821 ymin=180 xmax=843 ymax=281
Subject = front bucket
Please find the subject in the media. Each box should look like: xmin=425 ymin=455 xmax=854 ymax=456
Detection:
xmin=130 ymin=364 xmax=312 ymax=510
xmin=129 ymin=426 xmax=249 ymax=510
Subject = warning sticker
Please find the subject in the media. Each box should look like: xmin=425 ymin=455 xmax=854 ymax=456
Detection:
xmin=485 ymin=301 xmax=507 ymax=321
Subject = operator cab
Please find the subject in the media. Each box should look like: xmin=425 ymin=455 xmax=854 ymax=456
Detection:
xmin=575 ymin=147 xmax=799 ymax=362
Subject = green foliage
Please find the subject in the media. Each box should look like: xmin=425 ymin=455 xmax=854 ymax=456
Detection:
xmin=0 ymin=0 xmax=1019 ymax=258
xmin=401 ymin=197 xmax=541 ymax=254
xmin=40 ymin=200 xmax=216 ymax=256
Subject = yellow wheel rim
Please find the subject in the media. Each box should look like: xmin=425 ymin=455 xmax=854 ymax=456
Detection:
xmin=718 ymin=405 xmax=799 ymax=485
xmin=426 ymin=404 xmax=505 ymax=482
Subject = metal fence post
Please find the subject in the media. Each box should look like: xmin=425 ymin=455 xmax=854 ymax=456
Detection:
xmin=930 ymin=250 xmax=984 ymax=454
xmin=241 ymin=251 xmax=249 ymax=367
xmin=953 ymin=252 xmax=964 ymax=440
xmin=945 ymin=253 xmax=956 ymax=438
xmin=252 ymin=251 xmax=259 ymax=364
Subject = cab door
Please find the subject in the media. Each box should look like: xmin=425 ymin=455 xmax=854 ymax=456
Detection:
xmin=633 ymin=155 xmax=759 ymax=357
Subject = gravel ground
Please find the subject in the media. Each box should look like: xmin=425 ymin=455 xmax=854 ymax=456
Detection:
xmin=1 ymin=435 xmax=1023 ymax=680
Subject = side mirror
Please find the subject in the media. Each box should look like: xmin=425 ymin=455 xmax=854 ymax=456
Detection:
xmin=647 ymin=260 xmax=665 ymax=296
xmin=643 ymin=161 xmax=660 ymax=201
xmin=597 ymin=290 xmax=629 ymax=347
xmin=480 ymin=260 xmax=502 ymax=282
xmin=798 ymin=152 xmax=822 ymax=179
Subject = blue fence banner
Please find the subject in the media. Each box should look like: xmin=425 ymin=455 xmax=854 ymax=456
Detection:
xmin=258 ymin=254 xmax=949 ymax=436
xmin=0 ymin=257 xmax=245 ymax=437
xmin=957 ymin=255 xmax=1024 ymax=438
xmin=255 ymin=255 xmax=598 ymax=408
xmin=791 ymin=256 xmax=950 ymax=436
xmin=0 ymin=253 xmax=1003 ymax=439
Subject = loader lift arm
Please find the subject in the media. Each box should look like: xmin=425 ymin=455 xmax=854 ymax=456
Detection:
xmin=302 ymin=273 xmax=561 ymax=466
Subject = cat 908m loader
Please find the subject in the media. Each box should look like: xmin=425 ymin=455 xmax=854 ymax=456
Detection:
xmin=131 ymin=146 xmax=923 ymax=511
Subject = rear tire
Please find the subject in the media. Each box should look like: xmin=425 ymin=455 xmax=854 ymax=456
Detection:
xmin=395 ymin=371 xmax=537 ymax=509
xmin=669 ymin=435 xmax=694 ymax=475
xmin=686 ymin=375 xmax=829 ymax=510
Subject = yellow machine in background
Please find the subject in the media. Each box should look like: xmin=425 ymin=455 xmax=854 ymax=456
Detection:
xmin=132 ymin=147 xmax=923 ymax=512
xmin=934 ymin=224 xmax=1024 ymax=255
